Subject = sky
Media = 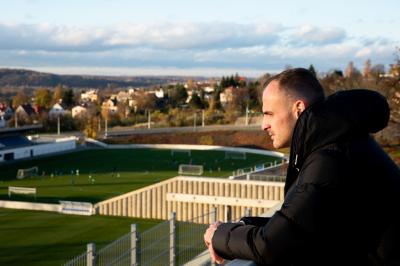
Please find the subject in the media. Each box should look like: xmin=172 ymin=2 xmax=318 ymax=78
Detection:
xmin=0 ymin=0 xmax=399 ymax=77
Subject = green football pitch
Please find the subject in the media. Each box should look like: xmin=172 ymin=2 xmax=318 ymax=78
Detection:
xmin=0 ymin=148 xmax=277 ymax=203
xmin=0 ymin=208 xmax=161 ymax=266
xmin=0 ymin=148 xmax=278 ymax=265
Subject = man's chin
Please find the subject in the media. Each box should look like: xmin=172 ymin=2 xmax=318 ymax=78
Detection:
xmin=272 ymin=142 xmax=281 ymax=149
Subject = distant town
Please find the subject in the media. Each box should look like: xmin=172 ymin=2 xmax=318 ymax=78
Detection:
xmin=0 ymin=59 xmax=399 ymax=145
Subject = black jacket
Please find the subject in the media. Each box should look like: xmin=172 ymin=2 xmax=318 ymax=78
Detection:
xmin=212 ymin=89 xmax=400 ymax=266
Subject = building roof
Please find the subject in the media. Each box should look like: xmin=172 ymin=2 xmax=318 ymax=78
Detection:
xmin=0 ymin=134 xmax=33 ymax=150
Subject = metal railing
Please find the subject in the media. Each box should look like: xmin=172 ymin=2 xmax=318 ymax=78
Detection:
xmin=247 ymin=174 xmax=286 ymax=182
xmin=230 ymin=159 xmax=288 ymax=181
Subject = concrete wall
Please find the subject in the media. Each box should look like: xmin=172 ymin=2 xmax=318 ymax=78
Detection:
xmin=0 ymin=200 xmax=60 ymax=212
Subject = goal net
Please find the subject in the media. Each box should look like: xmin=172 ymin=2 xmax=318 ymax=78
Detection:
xmin=171 ymin=149 xmax=191 ymax=156
xmin=16 ymin=166 xmax=39 ymax=179
xmin=178 ymin=164 xmax=203 ymax=175
xmin=225 ymin=151 xmax=246 ymax=160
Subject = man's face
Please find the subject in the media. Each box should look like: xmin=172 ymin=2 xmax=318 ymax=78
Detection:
xmin=262 ymin=80 xmax=298 ymax=149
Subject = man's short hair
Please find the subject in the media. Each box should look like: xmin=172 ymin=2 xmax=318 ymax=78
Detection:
xmin=266 ymin=68 xmax=325 ymax=105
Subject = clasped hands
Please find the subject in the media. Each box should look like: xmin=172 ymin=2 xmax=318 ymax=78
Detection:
xmin=204 ymin=221 xmax=225 ymax=265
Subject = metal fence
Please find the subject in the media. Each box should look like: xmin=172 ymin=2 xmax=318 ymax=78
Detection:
xmin=247 ymin=174 xmax=286 ymax=182
xmin=230 ymin=159 xmax=288 ymax=181
xmin=62 ymin=209 xmax=218 ymax=266
xmin=63 ymin=244 xmax=95 ymax=266
xmin=175 ymin=210 xmax=217 ymax=265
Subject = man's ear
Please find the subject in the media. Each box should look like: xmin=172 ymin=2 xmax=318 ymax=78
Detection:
xmin=293 ymin=100 xmax=306 ymax=118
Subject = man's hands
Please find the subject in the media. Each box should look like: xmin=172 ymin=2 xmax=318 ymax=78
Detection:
xmin=204 ymin=221 xmax=225 ymax=265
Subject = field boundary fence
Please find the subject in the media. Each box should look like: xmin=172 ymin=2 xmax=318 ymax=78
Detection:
xmin=62 ymin=209 xmax=221 ymax=266
xmin=229 ymin=158 xmax=288 ymax=181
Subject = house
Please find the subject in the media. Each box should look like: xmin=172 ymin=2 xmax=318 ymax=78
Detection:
xmin=15 ymin=104 xmax=37 ymax=121
xmin=48 ymin=103 xmax=65 ymax=117
xmin=154 ymin=88 xmax=164 ymax=99
xmin=71 ymin=105 xmax=88 ymax=118
xmin=0 ymin=103 xmax=14 ymax=120
xmin=116 ymin=91 xmax=130 ymax=103
xmin=101 ymin=99 xmax=118 ymax=114
xmin=81 ymin=90 xmax=98 ymax=102
xmin=219 ymin=86 xmax=234 ymax=106
xmin=0 ymin=116 xmax=5 ymax=128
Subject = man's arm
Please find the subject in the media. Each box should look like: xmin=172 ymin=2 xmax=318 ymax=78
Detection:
xmin=211 ymin=206 xmax=307 ymax=265
xmin=239 ymin=216 xmax=270 ymax=227
xmin=211 ymin=149 xmax=346 ymax=265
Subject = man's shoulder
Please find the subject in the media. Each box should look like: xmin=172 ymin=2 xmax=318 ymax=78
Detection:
xmin=299 ymin=145 xmax=350 ymax=186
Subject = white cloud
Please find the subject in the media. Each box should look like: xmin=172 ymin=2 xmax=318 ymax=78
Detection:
xmin=0 ymin=21 xmax=397 ymax=74
xmin=292 ymin=25 xmax=346 ymax=45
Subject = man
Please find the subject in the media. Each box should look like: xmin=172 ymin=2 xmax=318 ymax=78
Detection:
xmin=204 ymin=68 xmax=400 ymax=265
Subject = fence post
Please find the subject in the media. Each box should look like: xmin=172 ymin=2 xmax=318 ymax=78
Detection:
xmin=210 ymin=207 xmax=217 ymax=266
xmin=87 ymin=243 xmax=96 ymax=266
xmin=211 ymin=207 xmax=217 ymax=224
xmin=245 ymin=208 xmax=252 ymax=217
xmin=225 ymin=206 xmax=232 ymax=223
xmin=170 ymin=212 xmax=176 ymax=266
xmin=131 ymin=224 xmax=139 ymax=266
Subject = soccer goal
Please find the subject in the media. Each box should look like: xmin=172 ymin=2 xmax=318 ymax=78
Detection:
xmin=225 ymin=151 xmax=246 ymax=160
xmin=16 ymin=166 xmax=39 ymax=179
xmin=171 ymin=149 xmax=191 ymax=156
xmin=178 ymin=164 xmax=204 ymax=175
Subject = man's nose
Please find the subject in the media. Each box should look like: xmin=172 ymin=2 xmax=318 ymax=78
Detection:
xmin=262 ymin=118 xmax=270 ymax=131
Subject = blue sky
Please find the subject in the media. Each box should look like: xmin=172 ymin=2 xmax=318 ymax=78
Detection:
xmin=0 ymin=0 xmax=399 ymax=77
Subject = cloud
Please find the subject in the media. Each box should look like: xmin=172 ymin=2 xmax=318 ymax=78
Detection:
xmin=0 ymin=21 xmax=397 ymax=75
xmin=0 ymin=21 xmax=282 ymax=52
xmin=291 ymin=25 xmax=346 ymax=45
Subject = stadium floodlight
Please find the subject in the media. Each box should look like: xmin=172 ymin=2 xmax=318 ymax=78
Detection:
xmin=16 ymin=167 xmax=38 ymax=179
xmin=178 ymin=164 xmax=203 ymax=175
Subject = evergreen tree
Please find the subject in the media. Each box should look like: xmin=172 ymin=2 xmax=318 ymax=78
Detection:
xmin=62 ymin=89 xmax=75 ymax=108
xmin=189 ymin=92 xmax=204 ymax=109
xmin=308 ymin=64 xmax=317 ymax=77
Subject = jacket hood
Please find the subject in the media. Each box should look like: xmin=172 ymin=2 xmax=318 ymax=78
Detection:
xmin=289 ymin=89 xmax=389 ymax=176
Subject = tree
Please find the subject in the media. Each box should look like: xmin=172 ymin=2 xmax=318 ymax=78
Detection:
xmin=52 ymin=84 xmax=64 ymax=105
xmin=344 ymin=61 xmax=361 ymax=79
xmin=169 ymin=84 xmax=188 ymax=107
xmin=308 ymin=64 xmax=317 ymax=77
xmin=344 ymin=61 xmax=362 ymax=88
xmin=34 ymin=88 xmax=51 ymax=109
xmin=62 ymin=89 xmax=75 ymax=108
xmin=371 ymin=64 xmax=385 ymax=80
xmin=12 ymin=91 xmax=29 ymax=108
xmin=135 ymin=91 xmax=157 ymax=112
xmin=363 ymin=59 xmax=372 ymax=78
xmin=247 ymin=81 xmax=261 ymax=110
xmin=189 ymin=92 xmax=204 ymax=109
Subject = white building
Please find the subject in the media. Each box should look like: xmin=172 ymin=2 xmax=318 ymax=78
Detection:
xmin=81 ymin=90 xmax=98 ymax=102
xmin=71 ymin=105 xmax=88 ymax=118
xmin=49 ymin=103 xmax=65 ymax=117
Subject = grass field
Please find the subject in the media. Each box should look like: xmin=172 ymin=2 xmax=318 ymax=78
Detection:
xmin=0 ymin=148 xmax=276 ymax=203
xmin=0 ymin=148 xmax=277 ymax=265
xmin=0 ymin=208 xmax=161 ymax=266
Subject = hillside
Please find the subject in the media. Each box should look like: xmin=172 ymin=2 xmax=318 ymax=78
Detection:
xmin=0 ymin=68 xmax=201 ymax=88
